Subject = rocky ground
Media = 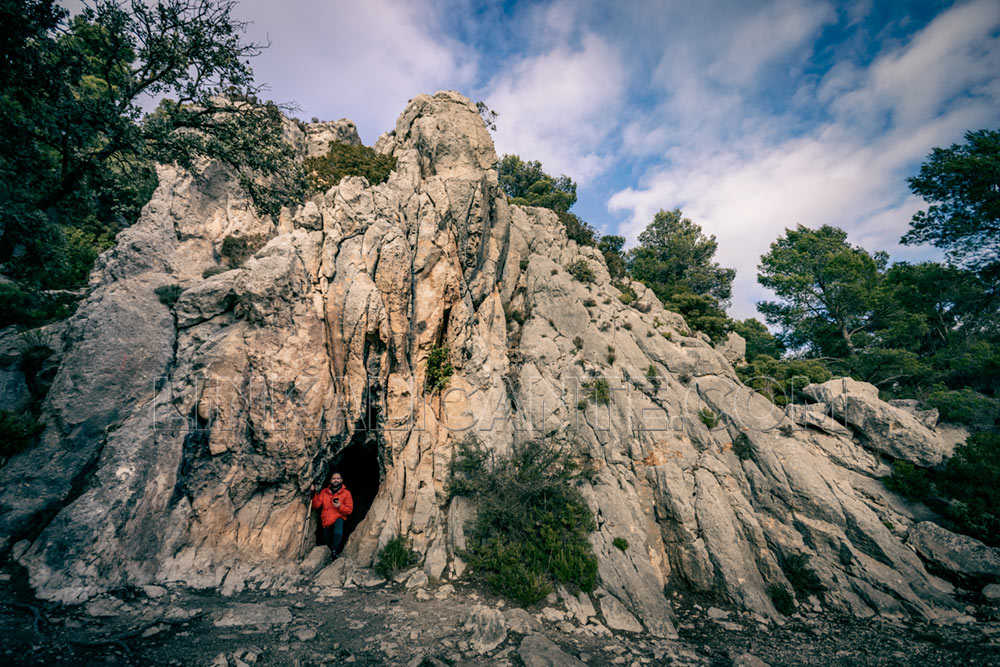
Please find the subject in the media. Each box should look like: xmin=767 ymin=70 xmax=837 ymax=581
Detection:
xmin=2 ymin=561 xmax=999 ymax=667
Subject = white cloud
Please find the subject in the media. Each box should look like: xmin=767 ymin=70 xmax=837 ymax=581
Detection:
xmin=239 ymin=0 xmax=477 ymax=142
xmin=483 ymin=32 xmax=626 ymax=184
xmin=608 ymin=0 xmax=1000 ymax=320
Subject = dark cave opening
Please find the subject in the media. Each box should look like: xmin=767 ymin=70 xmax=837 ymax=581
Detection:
xmin=314 ymin=416 xmax=383 ymax=551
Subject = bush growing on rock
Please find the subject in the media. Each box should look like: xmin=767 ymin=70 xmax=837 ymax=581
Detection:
xmin=0 ymin=410 xmax=44 ymax=458
xmin=768 ymin=584 xmax=795 ymax=615
xmin=375 ymin=536 xmax=418 ymax=579
xmin=449 ymin=437 xmax=598 ymax=606
xmin=425 ymin=345 xmax=453 ymax=393
xmin=219 ymin=234 xmax=268 ymax=268
xmin=566 ymin=259 xmax=595 ymax=283
xmin=304 ymin=141 xmax=397 ymax=192
xmin=586 ymin=379 xmax=611 ymax=405
xmin=154 ymin=284 xmax=184 ymax=307
xmin=923 ymin=387 xmax=998 ymax=427
xmin=613 ymin=537 xmax=629 ymax=552
xmin=698 ymin=408 xmax=719 ymax=429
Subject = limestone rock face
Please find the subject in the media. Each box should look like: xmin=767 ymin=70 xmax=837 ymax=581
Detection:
xmin=803 ymin=378 xmax=949 ymax=467
xmin=305 ymin=119 xmax=362 ymax=157
xmin=0 ymin=91 xmax=972 ymax=629
xmin=908 ymin=522 xmax=1000 ymax=583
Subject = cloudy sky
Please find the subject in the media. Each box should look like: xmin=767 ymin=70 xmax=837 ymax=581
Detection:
xmin=236 ymin=0 xmax=1000 ymax=318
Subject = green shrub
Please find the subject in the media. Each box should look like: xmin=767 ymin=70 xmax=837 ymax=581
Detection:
xmin=219 ymin=234 xmax=267 ymax=268
xmin=732 ymin=432 xmax=754 ymax=461
xmin=622 ymin=322 xmax=632 ymax=330
xmin=0 ymin=410 xmax=44 ymax=458
xmin=606 ymin=347 xmax=616 ymax=365
xmin=698 ymin=408 xmax=719 ymax=429
xmin=883 ymin=460 xmax=932 ymax=501
xmin=449 ymin=438 xmax=598 ymax=606
xmin=0 ymin=282 xmax=77 ymax=329
xmin=557 ymin=211 xmax=598 ymax=247
xmin=618 ymin=291 xmax=635 ymax=305
xmin=577 ymin=400 xmax=587 ymax=410
xmin=583 ymin=298 xmax=596 ymax=308
xmin=735 ymin=355 xmax=832 ymax=406
xmin=612 ymin=537 xmax=629 ymax=552
xmin=768 ymin=583 xmax=795 ymax=615
xmin=662 ymin=331 xmax=673 ymax=341
xmin=565 ymin=259 xmax=595 ymax=283
xmin=304 ymin=141 xmax=397 ymax=191
xmin=155 ymin=284 xmax=184 ymax=307
xmin=586 ymin=379 xmax=611 ymax=405
xmin=924 ymin=387 xmax=999 ymax=427
xmin=781 ymin=553 xmax=825 ymax=600
xmin=573 ymin=336 xmax=584 ymax=351
xmin=519 ymin=259 xmax=529 ymax=272
xmin=374 ymin=536 xmax=418 ymax=579
xmin=425 ymin=345 xmax=453 ymax=393
xmin=645 ymin=365 xmax=660 ymax=390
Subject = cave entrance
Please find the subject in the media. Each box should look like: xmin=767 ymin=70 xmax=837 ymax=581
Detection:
xmin=315 ymin=424 xmax=382 ymax=551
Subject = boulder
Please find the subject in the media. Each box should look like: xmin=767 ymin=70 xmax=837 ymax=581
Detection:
xmin=908 ymin=522 xmax=1000 ymax=582
xmin=465 ymin=605 xmax=507 ymax=654
xmin=518 ymin=634 xmax=585 ymax=667
xmin=804 ymin=378 xmax=949 ymax=466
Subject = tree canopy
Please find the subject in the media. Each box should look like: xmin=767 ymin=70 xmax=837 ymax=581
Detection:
xmin=496 ymin=154 xmax=577 ymax=213
xmin=628 ymin=209 xmax=735 ymax=307
xmin=757 ymin=224 xmax=889 ymax=356
xmin=0 ymin=0 xmax=302 ymax=296
xmin=903 ymin=129 xmax=1000 ymax=271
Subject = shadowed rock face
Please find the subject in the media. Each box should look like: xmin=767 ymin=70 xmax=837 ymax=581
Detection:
xmin=0 ymin=91 xmax=972 ymax=631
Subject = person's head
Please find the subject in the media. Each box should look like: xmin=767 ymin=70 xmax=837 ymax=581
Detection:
xmin=329 ymin=472 xmax=343 ymax=489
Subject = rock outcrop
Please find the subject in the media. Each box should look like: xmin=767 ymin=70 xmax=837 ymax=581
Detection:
xmin=0 ymin=92 xmax=974 ymax=631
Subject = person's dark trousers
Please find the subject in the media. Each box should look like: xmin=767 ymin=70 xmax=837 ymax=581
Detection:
xmin=321 ymin=518 xmax=345 ymax=555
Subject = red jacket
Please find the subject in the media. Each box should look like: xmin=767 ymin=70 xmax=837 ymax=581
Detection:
xmin=312 ymin=485 xmax=353 ymax=527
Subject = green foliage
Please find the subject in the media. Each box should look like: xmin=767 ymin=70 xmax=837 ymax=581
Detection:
xmin=565 ymin=259 xmax=595 ymax=283
xmin=0 ymin=0 xmax=303 ymax=299
xmin=903 ymin=129 xmax=1000 ymax=271
xmin=497 ymin=155 xmax=577 ymax=213
xmin=924 ymin=387 xmax=998 ymax=427
xmin=0 ymin=282 xmax=77 ymax=329
xmin=768 ymin=584 xmax=795 ymax=615
xmin=599 ymin=235 xmax=627 ymax=279
xmin=557 ymin=211 xmax=598 ymax=247
xmin=645 ymin=364 xmax=660 ymax=389
xmin=698 ymin=408 xmax=719 ymax=429
xmin=732 ymin=432 xmax=754 ymax=461
xmin=883 ymin=432 xmax=1000 ymax=547
xmin=374 ymin=536 xmax=418 ymax=579
xmin=573 ymin=336 xmax=584 ymax=351
xmin=154 ymin=284 xmax=184 ymax=307
xmin=730 ymin=318 xmax=784 ymax=363
xmin=612 ymin=537 xmax=629 ymax=552
xmin=449 ymin=438 xmax=598 ymax=606
xmin=735 ymin=355 xmax=833 ymax=406
xmin=0 ymin=410 xmax=44 ymax=458
xmin=757 ymin=224 xmax=889 ymax=356
xmin=219 ymin=234 xmax=267 ymax=268
xmin=582 ymin=298 xmax=596 ymax=308
xmin=664 ymin=291 xmax=731 ymax=343
xmin=781 ymin=553 xmax=825 ymax=600
xmin=628 ymin=208 xmax=736 ymax=307
xmin=303 ymin=141 xmax=397 ymax=192
xmin=519 ymin=259 xmax=529 ymax=272
xmin=425 ymin=345 xmax=453 ymax=393
xmin=586 ymin=378 xmax=611 ymax=405
xmin=883 ymin=460 xmax=932 ymax=501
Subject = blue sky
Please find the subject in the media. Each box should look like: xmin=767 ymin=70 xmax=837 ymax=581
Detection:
xmin=238 ymin=1 xmax=998 ymax=317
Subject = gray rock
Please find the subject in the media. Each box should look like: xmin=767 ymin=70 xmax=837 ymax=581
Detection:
xmin=518 ymin=634 xmax=585 ymax=667
xmin=732 ymin=652 xmax=770 ymax=667
xmin=300 ymin=546 xmax=331 ymax=576
xmin=213 ymin=603 xmax=292 ymax=628
xmin=804 ymin=378 xmax=948 ymax=466
xmin=141 ymin=585 xmax=167 ymax=599
xmin=716 ymin=331 xmax=746 ymax=366
xmin=505 ymin=608 xmax=541 ymax=634
xmin=982 ymin=584 xmax=1000 ymax=601
xmin=465 ymin=605 xmax=507 ymax=654
xmin=598 ymin=594 xmax=643 ymax=633
xmin=908 ymin=522 xmax=1000 ymax=582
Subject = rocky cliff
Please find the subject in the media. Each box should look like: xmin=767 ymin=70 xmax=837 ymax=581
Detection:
xmin=0 ymin=92 xmax=979 ymax=633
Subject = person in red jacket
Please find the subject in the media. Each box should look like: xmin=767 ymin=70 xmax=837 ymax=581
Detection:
xmin=310 ymin=471 xmax=353 ymax=557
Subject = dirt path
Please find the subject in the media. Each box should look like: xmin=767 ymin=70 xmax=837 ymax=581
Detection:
xmin=1 ymin=564 xmax=999 ymax=666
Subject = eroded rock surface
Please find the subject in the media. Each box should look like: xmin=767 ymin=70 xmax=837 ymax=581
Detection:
xmin=0 ymin=91 xmax=975 ymax=631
